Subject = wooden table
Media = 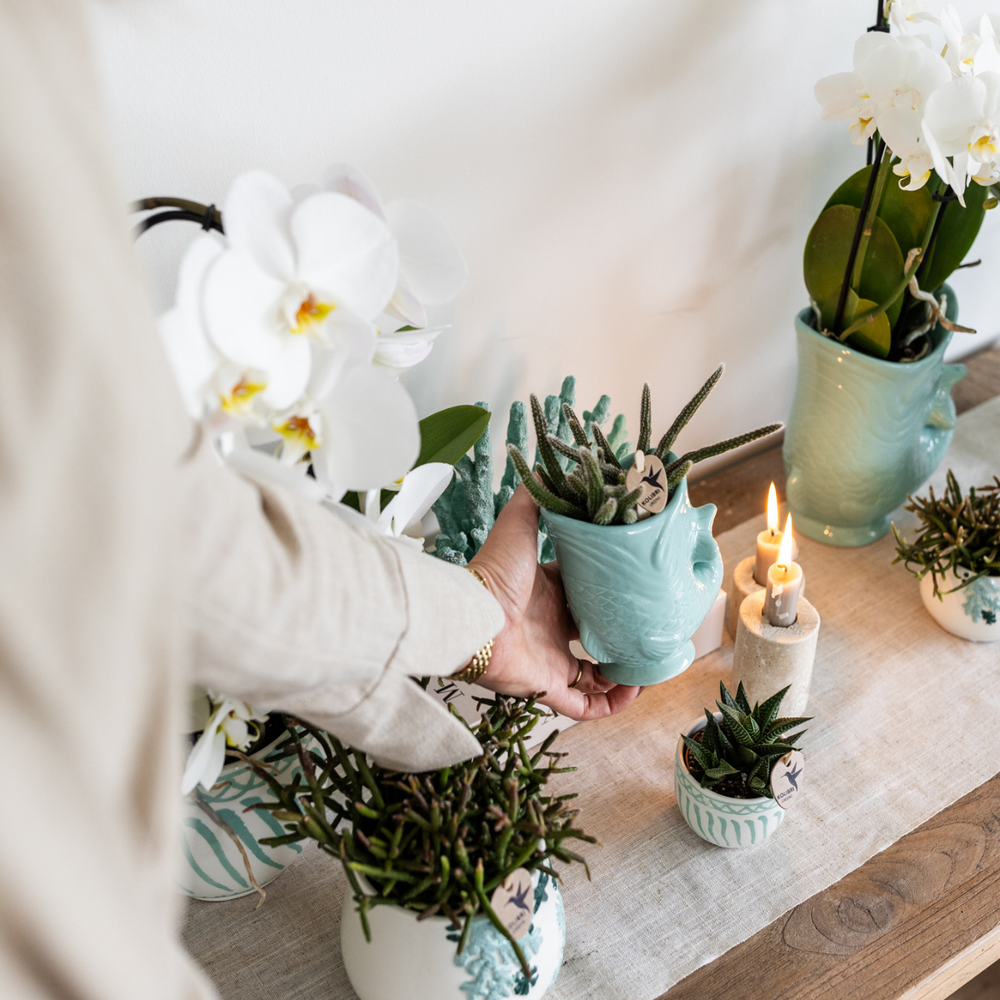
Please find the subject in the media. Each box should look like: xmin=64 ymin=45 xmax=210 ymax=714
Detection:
xmin=670 ymin=345 xmax=1000 ymax=1000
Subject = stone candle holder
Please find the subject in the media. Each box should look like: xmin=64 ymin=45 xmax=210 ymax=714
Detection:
xmin=731 ymin=590 xmax=820 ymax=717
xmin=727 ymin=556 xmax=763 ymax=638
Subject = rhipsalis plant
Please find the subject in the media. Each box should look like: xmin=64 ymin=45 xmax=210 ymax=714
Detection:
xmin=892 ymin=470 xmax=1000 ymax=596
xmin=508 ymin=365 xmax=780 ymax=525
xmin=242 ymin=696 xmax=593 ymax=979
xmin=683 ymin=682 xmax=811 ymax=800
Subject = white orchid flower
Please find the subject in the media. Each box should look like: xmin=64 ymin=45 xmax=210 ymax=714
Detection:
xmin=923 ymin=70 xmax=1000 ymax=203
xmin=324 ymin=164 xmax=467 ymax=367
xmin=940 ymin=5 xmax=983 ymax=76
xmin=199 ymin=169 xmax=400 ymax=413
xmin=181 ymin=695 xmax=270 ymax=795
xmin=887 ymin=0 xmax=938 ymax=33
xmin=815 ymin=33 xmax=947 ymax=145
xmin=879 ymin=105 xmax=937 ymax=190
xmin=364 ymin=462 xmax=455 ymax=548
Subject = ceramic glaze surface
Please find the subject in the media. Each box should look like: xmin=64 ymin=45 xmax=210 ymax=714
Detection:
xmin=920 ymin=569 xmax=1000 ymax=641
xmin=179 ymin=737 xmax=306 ymax=900
xmin=674 ymin=717 xmax=785 ymax=849
xmin=784 ymin=291 xmax=965 ymax=547
xmin=340 ymin=871 xmax=564 ymax=1000
xmin=541 ymin=467 xmax=722 ymax=686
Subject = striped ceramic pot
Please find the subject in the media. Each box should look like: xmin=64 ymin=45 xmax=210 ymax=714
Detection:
xmin=179 ymin=735 xmax=307 ymax=900
xmin=674 ymin=716 xmax=785 ymax=849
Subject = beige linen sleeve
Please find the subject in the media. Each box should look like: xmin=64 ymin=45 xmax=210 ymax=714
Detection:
xmin=180 ymin=440 xmax=505 ymax=771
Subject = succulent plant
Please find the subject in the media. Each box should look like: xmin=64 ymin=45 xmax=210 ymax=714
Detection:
xmin=242 ymin=694 xmax=592 ymax=978
xmin=433 ymin=376 xmax=631 ymax=564
xmin=682 ymin=682 xmax=810 ymax=799
xmin=508 ymin=366 xmax=782 ymax=525
xmin=893 ymin=470 xmax=1000 ymax=597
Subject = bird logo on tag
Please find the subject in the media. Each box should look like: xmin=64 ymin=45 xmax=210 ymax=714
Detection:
xmin=770 ymin=750 xmax=804 ymax=810
xmin=489 ymin=868 xmax=534 ymax=939
xmin=625 ymin=453 xmax=668 ymax=515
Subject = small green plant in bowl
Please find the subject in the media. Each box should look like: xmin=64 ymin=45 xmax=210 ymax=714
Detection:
xmin=893 ymin=471 xmax=1000 ymax=640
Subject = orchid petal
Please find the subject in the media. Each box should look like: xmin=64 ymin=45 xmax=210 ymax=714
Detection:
xmin=307 ymin=313 xmax=377 ymax=400
xmin=223 ymin=170 xmax=296 ymax=281
xmin=290 ymin=192 xmax=399 ymax=320
xmin=181 ymin=702 xmax=229 ymax=794
xmin=202 ymin=728 xmax=228 ymax=790
xmin=315 ymin=365 xmax=419 ymax=491
xmin=324 ymin=163 xmax=387 ymax=220
xmin=378 ymin=463 xmax=454 ymax=536
xmin=373 ymin=326 xmax=441 ymax=373
xmin=384 ymin=199 xmax=467 ymax=306
xmin=260 ymin=336 xmax=311 ymax=410
xmin=203 ymin=249 xmax=287 ymax=369
xmin=223 ymin=443 xmax=328 ymax=502
xmin=385 ymin=280 xmax=428 ymax=329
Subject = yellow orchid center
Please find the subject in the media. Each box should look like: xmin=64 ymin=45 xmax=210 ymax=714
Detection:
xmin=275 ymin=415 xmax=320 ymax=452
xmin=220 ymin=376 xmax=266 ymax=414
xmin=971 ymin=133 xmax=998 ymax=160
xmin=291 ymin=294 xmax=334 ymax=335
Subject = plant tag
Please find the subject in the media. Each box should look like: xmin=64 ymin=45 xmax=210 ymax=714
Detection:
xmin=626 ymin=454 xmax=667 ymax=514
xmin=489 ymin=868 xmax=533 ymax=939
xmin=770 ymin=750 xmax=804 ymax=810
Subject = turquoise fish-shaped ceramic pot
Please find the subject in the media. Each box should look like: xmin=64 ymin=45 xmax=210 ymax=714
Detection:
xmin=784 ymin=288 xmax=965 ymax=547
xmin=540 ymin=461 xmax=722 ymax=686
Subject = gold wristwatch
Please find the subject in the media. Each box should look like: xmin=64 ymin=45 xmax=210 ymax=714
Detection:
xmin=449 ymin=567 xmax=495 ymax=684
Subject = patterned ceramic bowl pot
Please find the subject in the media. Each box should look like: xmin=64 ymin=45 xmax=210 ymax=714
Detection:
xmin=674 ymin=715 xmax=785 ymax=849
xmin=340 ymin=870 xmax=565 ymax=1000
xmin=920 ymin=568 xmax=1000 ymax=642
xmin=179 ymin=735 xmax=308 ymax=900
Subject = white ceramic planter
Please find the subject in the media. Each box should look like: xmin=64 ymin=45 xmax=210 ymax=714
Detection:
xmin=341 ymin=870 xmax=565 ymax=1000
xmin=920 ymin=568 xmax=1000 ymax=642
xmin=179 ymin=735 xmax=307 ymax=900
xmin=674 ymin=716 xmax=785 ymax=849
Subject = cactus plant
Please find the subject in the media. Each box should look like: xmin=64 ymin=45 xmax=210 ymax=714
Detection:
xmin=508 ymin=366 xmax=782 ymax=525
xmin=433 ymin=376 xmax=631 ymax=564
xmin=682 ymin=682 xmax=810 ymax=799
xmin=241 ymin=694 xmax=593 ymax=978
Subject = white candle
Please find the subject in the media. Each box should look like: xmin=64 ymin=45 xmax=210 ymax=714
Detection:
xmin=764 ymin=515 xmax=804 ymax=627
xmin=755 ymin=483 xmax=798 ymax=585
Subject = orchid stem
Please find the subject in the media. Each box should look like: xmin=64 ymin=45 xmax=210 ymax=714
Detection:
xmin=833 ymin=138 xmax=886 ymax=332
xmin=851 ymin=144 xmax=893 ymax=291
xmin=130 ymin=197 xmax=224 ymax=239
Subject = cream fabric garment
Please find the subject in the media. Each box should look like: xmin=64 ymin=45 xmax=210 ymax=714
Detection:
xmin=0 ymin=2 xmax=502 ymax=998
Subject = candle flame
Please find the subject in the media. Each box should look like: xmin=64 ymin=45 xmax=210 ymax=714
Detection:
xmin=777 ymin=514 xmax=794 ymax=569
xmin=766 ymin=482 xmax=778 ymax=534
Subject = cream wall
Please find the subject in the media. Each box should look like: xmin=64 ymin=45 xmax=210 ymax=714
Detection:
xmin=85 ymin=0 xmax=1000 ymax=475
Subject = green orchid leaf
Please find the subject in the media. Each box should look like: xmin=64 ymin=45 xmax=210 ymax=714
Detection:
xmin=845 ymin=295 xmax=892 ymax=359
xmin=918 ymin=180 xmax=987 ymax=293
xmin=804 ymin=204 xmax=905 ymax=332
xmin=825 ymin=165 xmax=934 ymax=259
xmin=416 ymin=405 xmax=491 ymax=468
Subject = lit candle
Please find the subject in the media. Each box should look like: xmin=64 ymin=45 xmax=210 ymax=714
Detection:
xmin=764 ymin=515 xmax=804 ymax=627
xmin=754 ymin=483 xmax=797 ymax=586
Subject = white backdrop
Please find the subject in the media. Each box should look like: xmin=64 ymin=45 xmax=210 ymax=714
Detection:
xmin=85 ymin=0 xmax=1000 ymax=475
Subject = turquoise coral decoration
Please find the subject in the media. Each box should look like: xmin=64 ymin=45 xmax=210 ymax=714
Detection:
xmin=432 ymin=377 xmax=631 ymax=565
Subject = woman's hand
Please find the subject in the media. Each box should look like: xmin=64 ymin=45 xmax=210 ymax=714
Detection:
xmin=468 ymin=485 xmax=640 ymax=720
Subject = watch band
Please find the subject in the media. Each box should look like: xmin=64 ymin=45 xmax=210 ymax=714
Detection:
xmin=449 ymin=567 xmax=495 ymax=684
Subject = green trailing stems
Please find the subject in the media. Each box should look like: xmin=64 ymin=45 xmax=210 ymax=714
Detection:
xmin=242 ymin=696 xmax=594 ymax=968
xmin=893 ymin=471 xmax=1000 ymax=596
xmin=654 ymin=365 xmax=725 ymax=460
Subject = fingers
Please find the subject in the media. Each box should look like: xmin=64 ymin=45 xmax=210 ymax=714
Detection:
xmin=541 ymin=680 xmax=641 ymax=721
xmin=569 ymin=660 xmax=615 ymax=695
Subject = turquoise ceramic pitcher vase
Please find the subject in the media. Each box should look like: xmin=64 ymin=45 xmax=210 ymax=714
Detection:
xmin=783 ymin=287 xmax=965 ymax=547
xmin=540 ymin=461 xmax=722 ymax=686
